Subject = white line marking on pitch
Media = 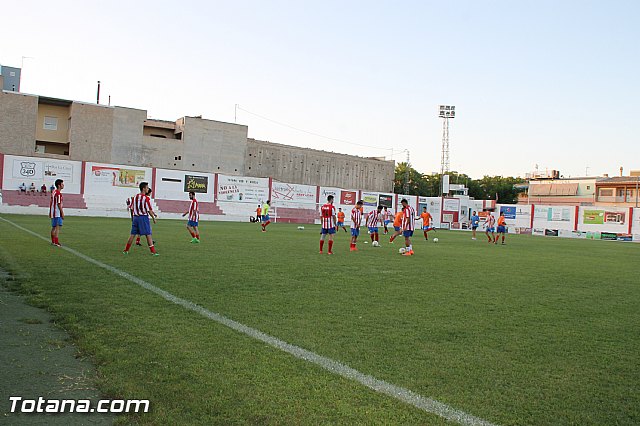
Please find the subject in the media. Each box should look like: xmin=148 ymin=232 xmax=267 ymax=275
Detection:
xmin=0 ymin=216 xmax=498 ymax=426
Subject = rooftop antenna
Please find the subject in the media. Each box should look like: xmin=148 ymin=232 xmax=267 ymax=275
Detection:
xmin=96 ymin=81 xmax=101 ymax=104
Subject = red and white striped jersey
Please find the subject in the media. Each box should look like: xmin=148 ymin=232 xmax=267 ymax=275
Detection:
xmin=366 ymin=210 xmax=381 ymax=227
xmin=188 ymin=198 xmax=199 ymax=222
xmin=126 ymin=196 xmax=134 ymax=211
xmin=320 ymin=203 xmax=336 ymax=229
xmin=350 ymin=207 xmax=362 ymax=229
xmin=384 ymin=210 xmax=393 ymax=221
xmin=402 ymin=205 xmax=416 ymax=231
xmin=49 ymin=190 xmax=63 ymax=218
xmin=130 ymin=193 xmax=153 ymax=216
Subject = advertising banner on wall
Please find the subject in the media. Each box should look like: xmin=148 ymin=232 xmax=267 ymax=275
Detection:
xmin=547 ymin=206 xmax=571 ymax=222
xmin=319 ymin=187 xmax=340 ymax=202
xmin=340 ymin=190 xmax=357 ymax=205
xmin=12 ymin=159 xmax=74 ymax=181
xmin=583 ymin=209 xmax=604 ymax=224
xmin=3 ymin=155 xmax=83 ymax=195
xmin=378 ymin=194 xmax=393 ymax=208
xmin=442 ymin=198 xmax=460 ymax=212
xmin=362 ymin=192 xmax=378 ymax=207
xmin=184 ymin=175 xmax=208 ymax=193
xmin=500 ymin=205 xmax=516 ymax=219
xmin=218 ymin=175 xmax=269 ymax=202
xmin=271 ymin=181 xmax=316 ymax=204
xmin=91 ymin=166 xmax=146 ymax=187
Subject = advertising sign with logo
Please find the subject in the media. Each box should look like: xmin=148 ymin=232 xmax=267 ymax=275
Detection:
xmin=378 ymin=194 xmax=393 ymax=208
xmin=217 ymin=175 xmax=269 ymax=202
xmin=583 ymin=210 xmax=604 ymax=225
xmin=271 ymin=181 xmax=316 ymax=204
xmin=184 ymin=175 xmax=208 ymax=193
xmin=340 ymin=190 xmax=357 ymax=205
xmin=90 ymin=166 xmax=145 ymax=187
xmin=13 ymin=159 xmax=74 ymax=181
xmin=500 ymin=205 xmax=517 ymax=219
xmin=362 ymin=192 xmax=378 ymax=207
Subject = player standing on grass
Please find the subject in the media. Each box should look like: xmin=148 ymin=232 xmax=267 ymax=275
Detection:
xmin=470 ymin=211 xmax=480 ymax=240
xmin=389 ymin=208 xmax=404 ymax=243
xmin=336 ymin=208 xmax=347 ymax=233
xmin=365 ymin=205 xmax=384 ymax=245
xmin=319 ymin=195 xmax=337 ymax=254
xmin=182 ymin=191 xmax=200 ymax=243
xmin=49 ymin=179 xmax=64 ymax=247
xmin=401 ymin=199 xmax=416 ymax=256
xmin=496 ymin=211 xmax=507 ymax=245
xmin=418 ymin=207 xmax=434 ymax=241
xmin=382 ymin=206 xmax=392 ymax=234
xmin=123 ymin=182 xmax=158 ymax=256
xmin=126 ymin=195 xmax=142 ymax=246
xmin=485 ymin=212 xmax=496 ymax=243
xmin=255 ymin=204 xmax=262 ymax=222
xmin=349 ymin=200 xmax=364 ymax=251
xmin=261 ymin=200 xmax=271 ymax=232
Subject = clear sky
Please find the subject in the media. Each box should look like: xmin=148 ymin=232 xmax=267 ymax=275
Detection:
xmin=2 ymin=0 xmax=638 ymax=179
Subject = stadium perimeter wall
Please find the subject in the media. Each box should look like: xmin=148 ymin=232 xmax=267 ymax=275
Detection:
xmin=1 ymin=153 xmax=639 ymax=242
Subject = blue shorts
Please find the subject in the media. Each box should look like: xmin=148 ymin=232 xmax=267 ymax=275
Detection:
xmin=337 ymin=221 xmax=344 ymax=226
xmin=351 ymin=228 xmax=360 ymax=237
xmin=262 ymin=215 xmax=270 ymax=223
xmin=368 ymin=227 xmax=379 ymax=234
xmin=472 ymin=225 xmax=478 ymax=230
xmin=486 ymin=227 xmax=495 ymax=233
xmin=131 ymin=215 xmax=152 ymax=236
xmin=423 ymin=226 xmax=433 ymax=231
xmin=51 ymin=217 xmax=63 ymax=227
xmin=187 ymin=220 xmax=198 ymax=227
xmin=497 ymin=225 xmax=506 ymax=233
xmin=403 ymin=230 xmax=414 ymax=237
xmin=384 ymin=220 xmax=390 ymax=225
xmin=320 ymin=227 xmax=336 ymax=235
xmin=394 ymin=226 xmax=401 ymax=232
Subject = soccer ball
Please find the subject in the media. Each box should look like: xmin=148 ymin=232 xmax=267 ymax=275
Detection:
xmin=399 ymin=247 xmax=406 ymax=254
xmin=372 ymin=241 xmax=380 ymax=247
xmin=433 ymin=238 xmax=439 ymax=243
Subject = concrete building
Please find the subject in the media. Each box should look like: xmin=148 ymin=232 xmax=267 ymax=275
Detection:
xmin=595 ymin=170 xmax=640 ymax=207
xmin=0 ymin=65 xmax=21 ymax=92
xmin=0 ymin=90 xmax=394 ymax=191
xmin=520 ymin=177 xmax=600 ymax=206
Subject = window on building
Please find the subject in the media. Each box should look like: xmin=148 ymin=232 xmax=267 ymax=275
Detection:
xmin=599 ymin=189 xmax=613 ymax=197
xmin=43 ymin=116 xmax=58 ymax=131
xmin=586 ymin=185 xmax=591 ymax=190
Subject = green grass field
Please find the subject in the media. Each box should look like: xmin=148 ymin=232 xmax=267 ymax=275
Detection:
xmin=0 ymin=213 xmax=638 ymax=425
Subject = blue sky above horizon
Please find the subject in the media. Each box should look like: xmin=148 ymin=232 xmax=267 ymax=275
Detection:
xmin=2 ymin=0 xmax=638 ymax=179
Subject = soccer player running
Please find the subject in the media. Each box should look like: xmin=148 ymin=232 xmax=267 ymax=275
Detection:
xmin=49 ymin=179 xmax=64 ymax=247
xmin=470 ymin=210 xmax=480 ymax=240
xmin=336 ymin=208 xmax=348 ymax=233
xmin=485 ymin=212 xmax=496 ymax=243
xmin=182 ymin=191 xmax=200 ymax=243
xmin=418 ymin=207 xmax=434 ymax=241
xmin=261 ymin=200 xmax=271 ymax=232
xmin=349 ymin=200 xmax=364 ymax=251
xmin=365 ymin=205 xmax=384 ymax=245
xmin=123 ymin=182 xmax=158 ymax=256
xmin=401 ymin=198 xmax=416 ymax=256
xmin=319 ymin=195 xmax=337 ymax=254
xmin=389 ymin=208 xmax=404 ymax=243
xmin=382 ymin=206 xmax=392 ymax=234
xmin=496 ymin=211 xmax=507 ymax=245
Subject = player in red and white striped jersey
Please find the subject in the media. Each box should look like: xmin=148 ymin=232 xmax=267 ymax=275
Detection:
xmin=126 ymin=195 xmax=142 ymax=246
xmin=401 ymin=198 xmax=416 ymax=256
xmin=49 ymin=179 xmax=64 ymax=247
xmin=182 ymin=191 xmax=200 ymax=243
xmin=365 ymin=205 xmax=384 ymax=244
xmin=123 ymin=182 xmax=158 ymax=255
xmin=349 ymin=200 xmax=364 ymax=251
xmin=319 ymin=195 xmax=337 ymax=254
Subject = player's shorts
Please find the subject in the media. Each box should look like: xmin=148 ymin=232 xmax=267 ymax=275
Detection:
xmin=472 ymin=225 xmax=478 ymax=230
xmin=320 ymin=227 xmax=336 ymax=235
xmin=384 ymin=220 xmax=391 ymax=225
xmin=261 ymin=215 xmax=270 ymax=223
xmin=423 ymin=226 xmax=433 ymax=231
xmin=131 ymin=215 xmax=152 ymax=236
xmin=403 ymin=230 xmax=414 ymax=237
xmin=351 ymin=228 xmax=359 ymax=237
xmin=51 ymin=217 xmax=63 ymax=227
xmin=497 ymin=225 xmax=506 ymax=233
xmin=393 ymin=226 xmax=401 ymax=232
xmin=368 ymin=227 xmax=379 ymax=234
xmin=337 ymin=221 xmax=344 ymax=226
xmin=486 ymin=227 xmax=495 ymax=233
xmin=187 ymin=220 xmax=198 ymax=227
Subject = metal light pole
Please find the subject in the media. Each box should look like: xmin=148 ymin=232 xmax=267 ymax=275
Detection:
xmin=439 ymin=105 xmax=455 ymax=195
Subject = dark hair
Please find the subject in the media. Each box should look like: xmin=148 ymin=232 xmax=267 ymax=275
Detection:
xmin=377 ymin=205 xmax=383 ymax=210
xmin=327 ymin=195 xmax=334 ymax=201
xmin=189 ymin=191 xmax=195 ymax=196
xmin=401 ymin=198 xmax=408 ymax=204
xmin=266 ymin=200 xmax=270 ymax=204
xmin=54 ymin=179 xmax=63 ymax=189
xmin=139 ymin=181 xmax=149 ymax=191
xmin=356 ymin=200 xmax=363 ymax=205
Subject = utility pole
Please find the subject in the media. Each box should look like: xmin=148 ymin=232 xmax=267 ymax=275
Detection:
xmin=439 ymin=105 xmax=455 ymax=195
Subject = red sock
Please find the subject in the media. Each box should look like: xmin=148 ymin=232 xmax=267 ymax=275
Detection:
xmin=371 ymin=234 xmax=375 ymax=242
xmin=55 ymin=237 xmax=59 ymax=244
xmin=424 ymin=231 xmax=428 ymax=239
xmin=375 ymin=234 xmax=379 ymax=242
xmin=124 ymin=243 xmax=131 ymax=252
xmin=51 ymin=235 xmax=55 ymax=243
xmin=328 ymin=241 xmax=333 ymax=252
xmin=320 ymin=240 xmax=324 ymax=251
xmin=195 ymin=233 xmax=199 ymax=239
xmin=189 ymin=230 xmax=195 ymax=237
xmin=150 ymin=245 xmax=157 ymax=254
xmin=136 ymin=237 xmax=141 ymax=243
xmin=265 ymin=220 xmax=271 ymax=227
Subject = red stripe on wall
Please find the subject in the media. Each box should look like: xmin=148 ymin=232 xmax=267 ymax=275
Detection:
xmin=213 ymin=173 xmax=218 ymax=202
xmin=151 ymin=168 xmax=157 ymax=199
xmin=530 ymin=204 xmax=535 ymax=228
xmin=316 ymin=185 xmax=320 ymax=204
xmin=628 ymin=207 xmax=633 ymax=235
xmin=574 ymin=206 xmax=579 ymax=231
xmin=268 ymin=177 xmax=273 ymax=201
xmin=0 ymin=153 xmax=4 ymax=190
xmin=80 ymin=161 xmax=86 ymax=195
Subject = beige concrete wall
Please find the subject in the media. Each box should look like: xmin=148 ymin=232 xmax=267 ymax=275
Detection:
xmin=111 ymin=106 xmax=146 ymax=165
xmin=181 ymin=117 xmax=248 ymax=175
xmin=35 ymin=103 xmax=70 ymax=143
xmin=68 ymin=103 xmax=114 ymax=162
xmin=140 ymin=136 xmax=185 ymax=169
xmin=245 ymin=139 xmax=394 ymax=192
xmin=0 ymin=91 xmax=38 ymax=155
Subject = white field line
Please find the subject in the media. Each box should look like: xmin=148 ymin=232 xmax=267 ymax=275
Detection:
xmin=0 ymin=216 xmax=497 ymax=426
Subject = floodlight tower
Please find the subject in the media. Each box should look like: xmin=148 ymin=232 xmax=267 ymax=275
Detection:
xmin=439 ymin=105 xmax=455 ymax=195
